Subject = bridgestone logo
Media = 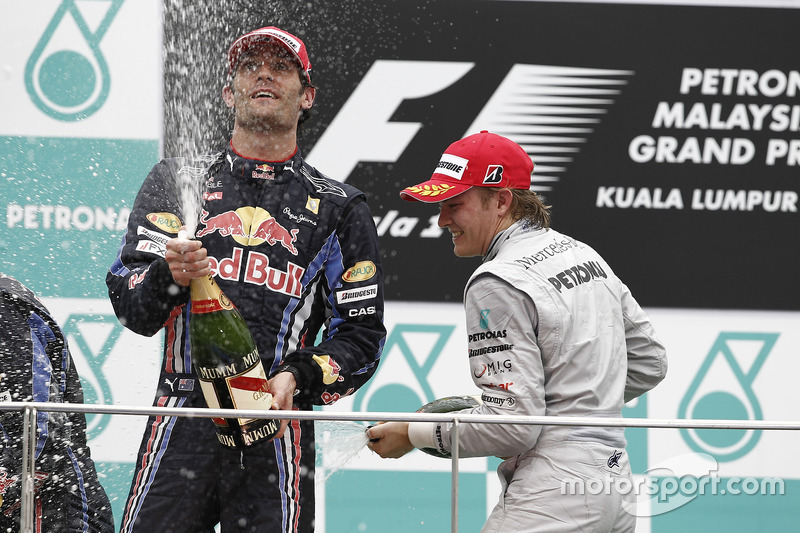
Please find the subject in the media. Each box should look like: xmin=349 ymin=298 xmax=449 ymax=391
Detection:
xmin=435 ymin=154 xmax=469 ymax=180
xmin=336 ymin=284 xmax=378 ymax=304
xmin=264 ymin=29 xmax=301 ymax=53
xmin=469 ymin=344 xmax=514 ymax=358
xmin=437 ymin=161 xmax=463 ymax=172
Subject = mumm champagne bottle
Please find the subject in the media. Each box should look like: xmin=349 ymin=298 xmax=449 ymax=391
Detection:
xmin=188 ymin=272 xmax=280 ymax=448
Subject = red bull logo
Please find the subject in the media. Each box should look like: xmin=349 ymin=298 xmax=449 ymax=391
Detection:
xmin=196 ymin=208 xmax=299 ymax=255
xmin=312 ymin=354 xmax=343 ymax=385
xmin=197 ymin=209 xmax=246 ymax=238
xmin=250 ymin=217 xmax=299 ymax=255
xmin=252 ymin=164 xmax=275 ymax=179
xmin=208 ymin=247 xmax=305 ymax=298
xmin=0 ymin=470 xmax=19 ymax=497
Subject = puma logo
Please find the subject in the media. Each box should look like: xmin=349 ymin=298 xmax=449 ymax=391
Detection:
xmin=164 ymin=378 xmax=177 ymax=392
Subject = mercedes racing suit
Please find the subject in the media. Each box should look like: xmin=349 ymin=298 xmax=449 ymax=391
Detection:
xmin=106 ymin=145 xmax=386 ymax=532
xmin=407 ymin=222 xmax=667 ymax=532
xmin=0 ymin=273 xmax=114 ymax=532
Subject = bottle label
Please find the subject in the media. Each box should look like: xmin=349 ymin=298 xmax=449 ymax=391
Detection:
xmin=192 ymin=294 xmax=234 ymax=314
xmin=227 ymin=363 xmax=274 ymax=424
xmin=196 ymin=356 xmax=279 ymax=447
xmin=242 ymin=419 xmax=281 ymax=447
xmin=198 ymin=379 xmax=229 ymax=427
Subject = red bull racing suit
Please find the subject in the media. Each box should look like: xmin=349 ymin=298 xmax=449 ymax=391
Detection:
xmin=0 ymin=274 xmax=114 ymax=532
xmin=106 ymin=146 xmax=386 ymax=532
xmin=407 ymin=222 xmax=667 ymax=532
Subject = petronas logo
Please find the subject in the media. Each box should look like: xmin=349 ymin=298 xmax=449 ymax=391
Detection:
xmin=479 ymin=309 xmax=490 ymax=330
xmin=62 ymin=313 xmax=124 ymax=439
xmin=25 ymin=0 xmax=124 ymax=121
xmin=678 ymin=332 xmax=777 ymax=462
xmin=353 ymin=324 xmax=455 ymax=413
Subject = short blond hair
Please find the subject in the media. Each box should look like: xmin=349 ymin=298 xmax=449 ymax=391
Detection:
xmin=480 ymin=187 xmax=551 ymax=229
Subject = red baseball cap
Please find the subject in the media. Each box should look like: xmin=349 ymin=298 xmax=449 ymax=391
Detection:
xmin=400 ymin=131 xmax=534 ymax=203
xmin=227 ymin=26 xmax=312 ymax=83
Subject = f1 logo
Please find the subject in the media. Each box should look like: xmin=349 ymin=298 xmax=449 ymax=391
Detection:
xmin=307 ymin=60 xmax=632 ymax=190
xmin=307 ymin=60 xmax=474 ymax=181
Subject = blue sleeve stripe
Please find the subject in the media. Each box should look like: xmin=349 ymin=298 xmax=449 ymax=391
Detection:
xmin=66 ymin=446 xmax=91 ymax=531
xmin=27 ymin=313 xmax=54 ymax=459
xmin=109 ymin=233 xmax=131 ymax=276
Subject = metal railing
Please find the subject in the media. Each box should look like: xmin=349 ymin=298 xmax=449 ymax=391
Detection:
xmin=3 ymin=401 xmax=800 ymax=533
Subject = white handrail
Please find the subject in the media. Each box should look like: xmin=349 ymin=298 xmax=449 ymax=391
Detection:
xmin=3 ymin=401 xmax=800 ymax=533
xmin=3 ymin=401 xmax=799 ymax=430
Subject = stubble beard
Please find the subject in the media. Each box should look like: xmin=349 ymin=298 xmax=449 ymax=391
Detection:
xmin=235 ymin=103 xmax=296 ymax=136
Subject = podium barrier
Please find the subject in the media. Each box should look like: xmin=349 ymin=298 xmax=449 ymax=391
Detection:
xmin=3 ymin=402 xmax=799 ymax=533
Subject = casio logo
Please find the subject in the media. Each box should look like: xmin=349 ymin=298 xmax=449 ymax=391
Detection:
xmin=348 ymin=306 xmax=376 ymax=317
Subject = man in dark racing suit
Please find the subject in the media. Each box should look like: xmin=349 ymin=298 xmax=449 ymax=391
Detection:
xmin=106 ymin=27 xmax=385 ymax=532
xmin=0 ymin=273 xmax=114 ymax=532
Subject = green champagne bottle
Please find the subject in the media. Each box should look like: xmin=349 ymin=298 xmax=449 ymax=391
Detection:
xmin=189 ymin=273 xmax=280 ymax=448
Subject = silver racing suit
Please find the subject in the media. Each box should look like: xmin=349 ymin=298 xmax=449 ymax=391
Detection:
xmin=408 ymin=221 xmax=667 ymax=532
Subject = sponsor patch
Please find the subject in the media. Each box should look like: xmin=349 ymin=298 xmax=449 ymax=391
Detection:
xmin=342 ymin=261 xmax=376 ymax=283
xmin=313 ymin=355 xmax=343 ymax=385
xmin=607 ymin=450 xmax=622 ymax=468
xmin=336 ymin=284 xmax=378 ymax=304
xmin=473 ymin=359 xmax=513 ymax=378
xmin=264 ymin=28 xmax=302 ymax=53
xmin=137 ymin=226 xmax=171 ymax=245
xmin=197 ymin=208 xmax=299 ymax=255
xmin=283 ymin=206 xmax=317 ymax=227
xmin=128 ymin=271 xmax=146 ymax=289
xmin=320 ymin=391 xmax=341 ymax=404
xmin=468 ymin=344 xmax=514 ymax=358
xmin=146 ymin=212 xmax=182 ymax=233
xmin=0 ymin=390 xmax=11 ymax=402
xmin=479 ymin=309 xmax=490 ymax=329
xmin=348 ymin=306 xmax=376 ymax=317
xmin=480 ymin=391 xmax=516 ymax=409
xmin=435 ymin=153 xmax=469 ymax=180
xmin=0 ymin=470 xmax=20 ymax=503
xmin=209 ymin=247 xmax=305 ymax=298
xmin=135 ymin=239 xmax=166 ymax=257
xmin=468 ymin=329 xmax=507 ymax=342
xmin=483 ymin=164 xmax=504 ymax=184
xmin=305 ymin=196 xmax=320 ymax=214
xmin=548 ymin=261 xmax=608 ymax=293
xmin=252 ymin=164 xmax=275 ymax=180
xmin=203 ymin=191 xmax=223 ymax=201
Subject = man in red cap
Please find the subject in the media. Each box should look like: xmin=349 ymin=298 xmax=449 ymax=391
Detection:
xmin=108 ymin=26 xmax=385 ymax=532
xmin=368 ymin=131 xmax=667 ymax=532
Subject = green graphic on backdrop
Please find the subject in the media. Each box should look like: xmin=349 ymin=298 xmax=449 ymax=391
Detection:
xmin=679 ymin=332 xmax=777 ymax=462
xmin=651 ymin=478 xmax=800 ymax=533
xmin=326 ymin=470 xmax=487 ymax=532
xmin=0 ymin=136 xmax=158 ymax=298
xmin=353 ymin=324 xmax=455 ymax=413
xmin=25 ymin=0 xmax=124 ymax=121
xmin=61 ymin=313 xmax=123 ymax=440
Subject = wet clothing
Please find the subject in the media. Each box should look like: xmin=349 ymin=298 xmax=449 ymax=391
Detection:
xmin=408 ymin=222 xmax=667 ymax=532
xmin=107 ymin=145 xmax=385 ymax=532
xmin=0 ymin=273 xmax=114 ymax=533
